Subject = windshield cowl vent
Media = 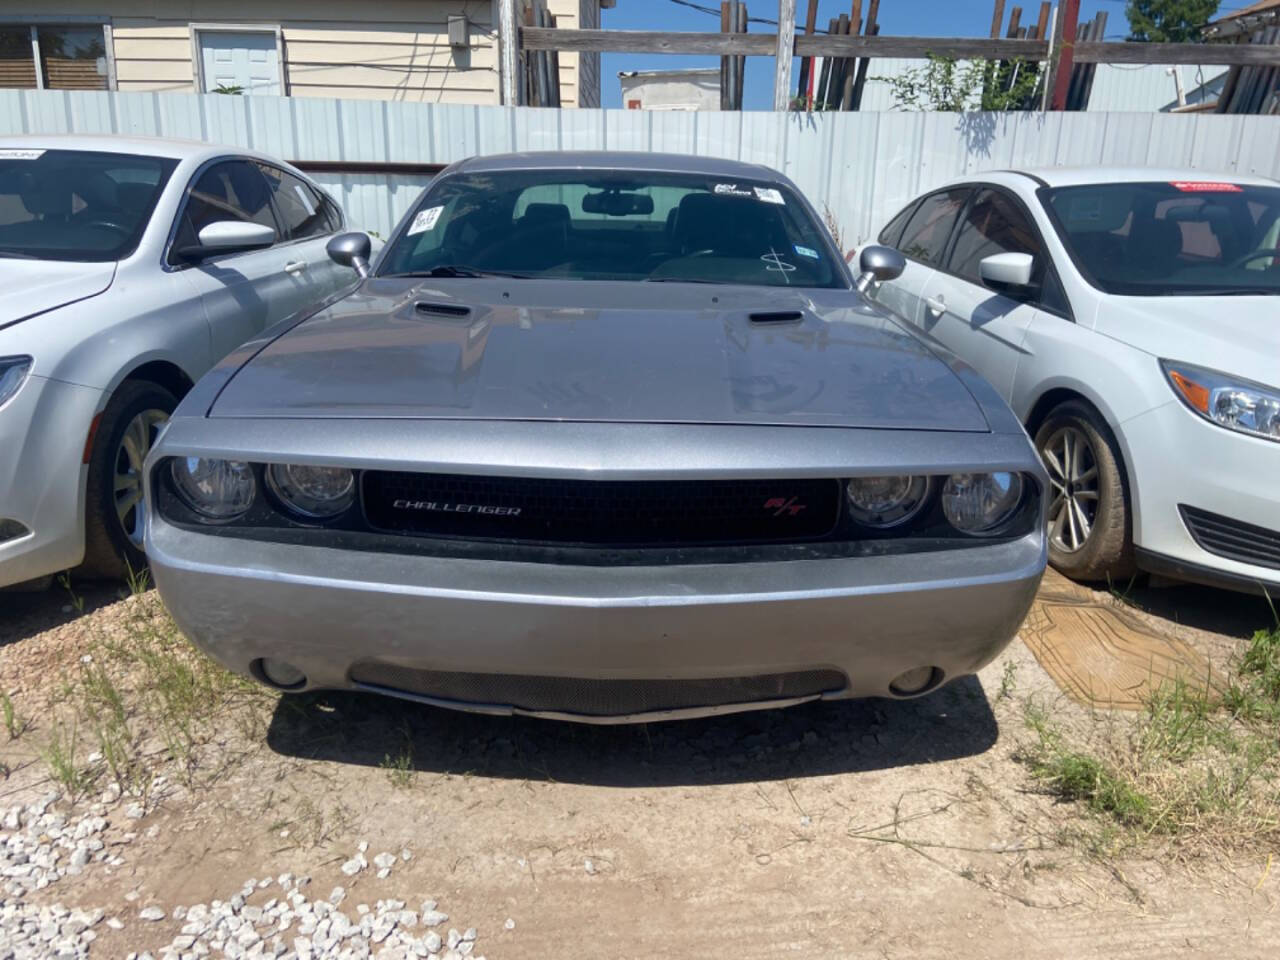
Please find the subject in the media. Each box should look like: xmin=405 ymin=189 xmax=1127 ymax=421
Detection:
xmin=414 ymin=301 xmax=472 ymax=319
xmin=748 ymin=311 xmax=804 ymax=324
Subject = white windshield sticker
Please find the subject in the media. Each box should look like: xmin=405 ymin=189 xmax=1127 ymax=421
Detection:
xmin=0 ymin=148 xmax=45 ymax=160
xmin=754 ymin=187 xmax=785 ymax=205
xmin=793 ymin=244 xmax=819 ymax=259
xmin=293 ymin=183 xmax=316 ymax=215
xmin=407 ymin=205 xmax=444 ymax=236
xmin=714 ymin=183 xmax=753 ymax=198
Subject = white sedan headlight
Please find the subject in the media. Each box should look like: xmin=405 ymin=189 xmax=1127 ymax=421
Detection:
xmin=0 ymin=356 xmax=32 ymax=409
xmin=1162 ymin=361 xmax=1280 ymax=443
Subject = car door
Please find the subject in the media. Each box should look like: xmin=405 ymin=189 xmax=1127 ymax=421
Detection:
xmin=876 ymin=187 xmax=972 ymax=326
xmin=169 ymin=158 xmax=298 ymax=361
xmin=257 ymin=162 xmax=351 ymax=303
xmin=915 ymin=187 xmax=1068 ymax=402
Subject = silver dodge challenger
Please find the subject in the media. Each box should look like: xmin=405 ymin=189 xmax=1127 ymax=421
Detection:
xmin=144 ymin=151 xmax=1047 ymax=724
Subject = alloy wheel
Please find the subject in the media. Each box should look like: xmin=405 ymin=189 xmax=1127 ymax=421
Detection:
xmin=1041 ymin=425 xmax=1100 ymax=554
xmin=113 ymin=409 xmax=169 ymax=549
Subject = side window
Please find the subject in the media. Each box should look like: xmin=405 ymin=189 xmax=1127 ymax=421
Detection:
xmin=897 ymin=188 xmax=969 ymax=265
xmin=320 ymin=193 xmax=344 ymax=233
xmin=950 ymin=188 xmax=1072 ymax=318
xmin=948 ymin=189 xmax=1043 ymax=282
xmin=878 ymin=200 xmax=918 ymax=247
xmin=260 ymin=164 xmax=333 ymax=241
xmin=170 ymin=159 xmax=278 ymax=263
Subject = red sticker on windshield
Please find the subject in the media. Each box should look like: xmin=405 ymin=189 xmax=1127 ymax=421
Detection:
xmin=1170 ymin=181 xmax=1243 ymax=193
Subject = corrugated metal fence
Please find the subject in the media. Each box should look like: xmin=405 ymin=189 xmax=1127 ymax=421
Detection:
xmin=4 ymin=90 xmax=1279 ymax=245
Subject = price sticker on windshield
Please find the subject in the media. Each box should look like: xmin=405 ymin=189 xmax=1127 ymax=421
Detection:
xmin=407 ymin=205 xmax=444 ymax=235
xmin=1170 ymin=181 xmax=1243 ymax=193
xmin=754 ymin=187 xmax=785 ymax=205
xmin=0 ymin=148 xmax=45 ymax=160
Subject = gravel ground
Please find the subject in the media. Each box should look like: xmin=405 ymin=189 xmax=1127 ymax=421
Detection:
xmin=2 ymin=582 xmax=1278 ymax=959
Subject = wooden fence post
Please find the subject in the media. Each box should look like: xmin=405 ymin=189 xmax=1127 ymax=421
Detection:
xmin=774 ymin=0 xmax=796 ymax=110
xmin=1050 ymin=0 xmax=1081 ymax=110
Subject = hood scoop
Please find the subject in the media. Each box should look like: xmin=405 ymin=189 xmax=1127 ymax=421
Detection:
xmin=749 ymin=310 xmax=803 ymax=324
xmin=414 ymin=301 xmax=472 ymax=319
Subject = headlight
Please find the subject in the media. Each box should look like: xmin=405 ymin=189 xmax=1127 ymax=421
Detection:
xmin=1162 ymin=360 xmax=1280 ymax=443
xmin=942 ymin=472 xmax=1024 ymax=535
xmin=0 ymin=355 xmax=32 ymax=409
xmin=266 ymin=463 xmax=356 ymax=518
xmin=845 ymin=475 xmax=931 ymax=528
xmin=170 ymin=457 xmax=256 ymax=520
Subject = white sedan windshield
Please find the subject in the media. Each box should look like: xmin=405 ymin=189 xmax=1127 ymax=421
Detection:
xmin=1044 ymin=181 xmax=1280 ymax=296
xmin=0 ymin=148 xmax=177 ymax=262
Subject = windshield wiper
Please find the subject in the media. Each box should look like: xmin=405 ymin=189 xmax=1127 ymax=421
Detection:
xmin=1183 ymin=287 xmax=1279 ymax=297
xmin=383 ymin=265 xmax=531 ymax=280
xmin=644 ymin=277 xmax=728 ymax=284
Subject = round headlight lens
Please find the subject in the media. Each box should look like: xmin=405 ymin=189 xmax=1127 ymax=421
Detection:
xmin=266 ymin=463 xmax=356 ymax=519
xmin=942 ymin=472 xmax=1024 ymax=535
xmin=845 ymin=475 xmax=931 ymax=528
xmin=170 ymin=457 xmax=256 ymax=520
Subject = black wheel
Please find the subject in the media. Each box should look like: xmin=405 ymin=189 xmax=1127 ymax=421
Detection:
xmin=78 ymin=381 xmax=177 ymax=581
xmin=1033 ymin=400 xmax=1135 ymax=583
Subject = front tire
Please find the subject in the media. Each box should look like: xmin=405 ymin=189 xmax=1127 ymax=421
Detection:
xmin=78 ymin=381 xmax=177 ymax=581
xmin=1034 ymin=400 xmax=1134 ymax=583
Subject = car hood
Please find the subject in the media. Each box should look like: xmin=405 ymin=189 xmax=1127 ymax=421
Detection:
xmin=0 ymin=259 xmax=116 ymax=331
xmin=211 ymin=280 xmax=990 ymax=432
xmin=1093 ymin=294 xmax=1280 ymax=387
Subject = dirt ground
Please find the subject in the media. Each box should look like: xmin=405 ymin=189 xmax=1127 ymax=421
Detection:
xmin=2 ymin=579 xmax=1278 ymax=959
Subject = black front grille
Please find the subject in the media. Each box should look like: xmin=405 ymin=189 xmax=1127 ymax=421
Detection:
xmin=349 ymin=663 xmax=846 ymax=715
xmin=362 ymin=472 xmax=841 ymax=547
xmin=1181 ymin=505 xmax=1280 ymax=571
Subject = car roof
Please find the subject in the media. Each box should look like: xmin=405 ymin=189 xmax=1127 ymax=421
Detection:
xmin=954 ymin=166 xmax=1279 ymax=190
xmin=453 ymin=150 xmax=782 ymax=180
xmin=0 ymin=133 xmax=292 ymax=166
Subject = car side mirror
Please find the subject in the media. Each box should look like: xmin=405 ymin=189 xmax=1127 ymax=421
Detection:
xmin=856 ymin=245 xmax=906 ymax=294
xmin=327 ymin=232 xmax=373 ymax=278
xmin=176 ymin=221 xmax=276 ymax=261
xmin=979 ymin=252 xmax=1036 ymax=295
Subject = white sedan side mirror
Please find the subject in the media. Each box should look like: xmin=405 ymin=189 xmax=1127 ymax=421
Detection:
xmin=196 ymin=221 xmax=277 ymax=252
xmin=979 ymin=252 xmax=1035 ymax=292
xmin=175 ymin=221 xmax=276 ymax=262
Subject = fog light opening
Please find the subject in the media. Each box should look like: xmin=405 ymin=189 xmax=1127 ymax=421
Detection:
xmin=256 ymin=658 xmax=308 ymax=690
xmin=889 ymin=666 xmax=944 ymax=697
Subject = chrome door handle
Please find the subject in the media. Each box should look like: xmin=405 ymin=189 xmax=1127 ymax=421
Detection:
xmin=284 ymin=260 xmax=308 ymax=273
xmin=925 ymin=295 xmax=946 ymax=314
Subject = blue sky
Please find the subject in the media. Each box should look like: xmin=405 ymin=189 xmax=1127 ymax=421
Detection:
xmin=598 ymin=0 xmax=1240 ymax=109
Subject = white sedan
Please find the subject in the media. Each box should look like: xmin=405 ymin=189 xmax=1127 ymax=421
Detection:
xmin=0 ymin=135 xmax=354 ymax=588
xmin=872 ymin=167 xmax=1279 ymax=594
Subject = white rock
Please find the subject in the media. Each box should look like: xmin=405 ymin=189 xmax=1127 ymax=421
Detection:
xmin=340 ymin=858 xmax=364 ymax=876
xmin=139 ymin=906 xmax=166 ymax=921
xmin=125 ymin=803 xmax=145 ymax=820
xmin=503 ymin=918 xmax=515 ymax=931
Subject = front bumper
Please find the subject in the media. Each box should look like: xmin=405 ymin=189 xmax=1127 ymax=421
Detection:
xmin=1124 ymin=400 xmax=1280 ymax=594
xmin=148 ymin=514 xmax=1045 ymax=723
xmin=0 ymin=375 xmax=100 ymax=588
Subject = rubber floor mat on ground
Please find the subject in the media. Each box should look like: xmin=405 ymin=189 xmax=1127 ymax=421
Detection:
xmin=1020 ymin=570 xmax=1218 ymax=710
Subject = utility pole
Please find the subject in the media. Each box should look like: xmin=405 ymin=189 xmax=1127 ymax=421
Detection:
xmin=774 ymin=0 xmax=797 ymax=110
xmin=498 ymin=0 xmax=519 ymax=106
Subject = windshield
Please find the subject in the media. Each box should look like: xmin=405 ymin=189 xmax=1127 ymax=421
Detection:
xmin=1043 ymin=181 xmax=1280 ymax=297
xmin=0 ymin=148 xmax=177 ymax=262
xmin=379 ymin=169 xmax=845 ymax=287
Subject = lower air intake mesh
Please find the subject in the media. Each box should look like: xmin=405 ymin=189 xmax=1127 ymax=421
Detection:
xmin=348 ymin=663 xmax=846 ymax=715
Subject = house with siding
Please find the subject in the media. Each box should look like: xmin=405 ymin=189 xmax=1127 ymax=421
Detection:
xmin=0 ymin=1 xmax=606 ymax=106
